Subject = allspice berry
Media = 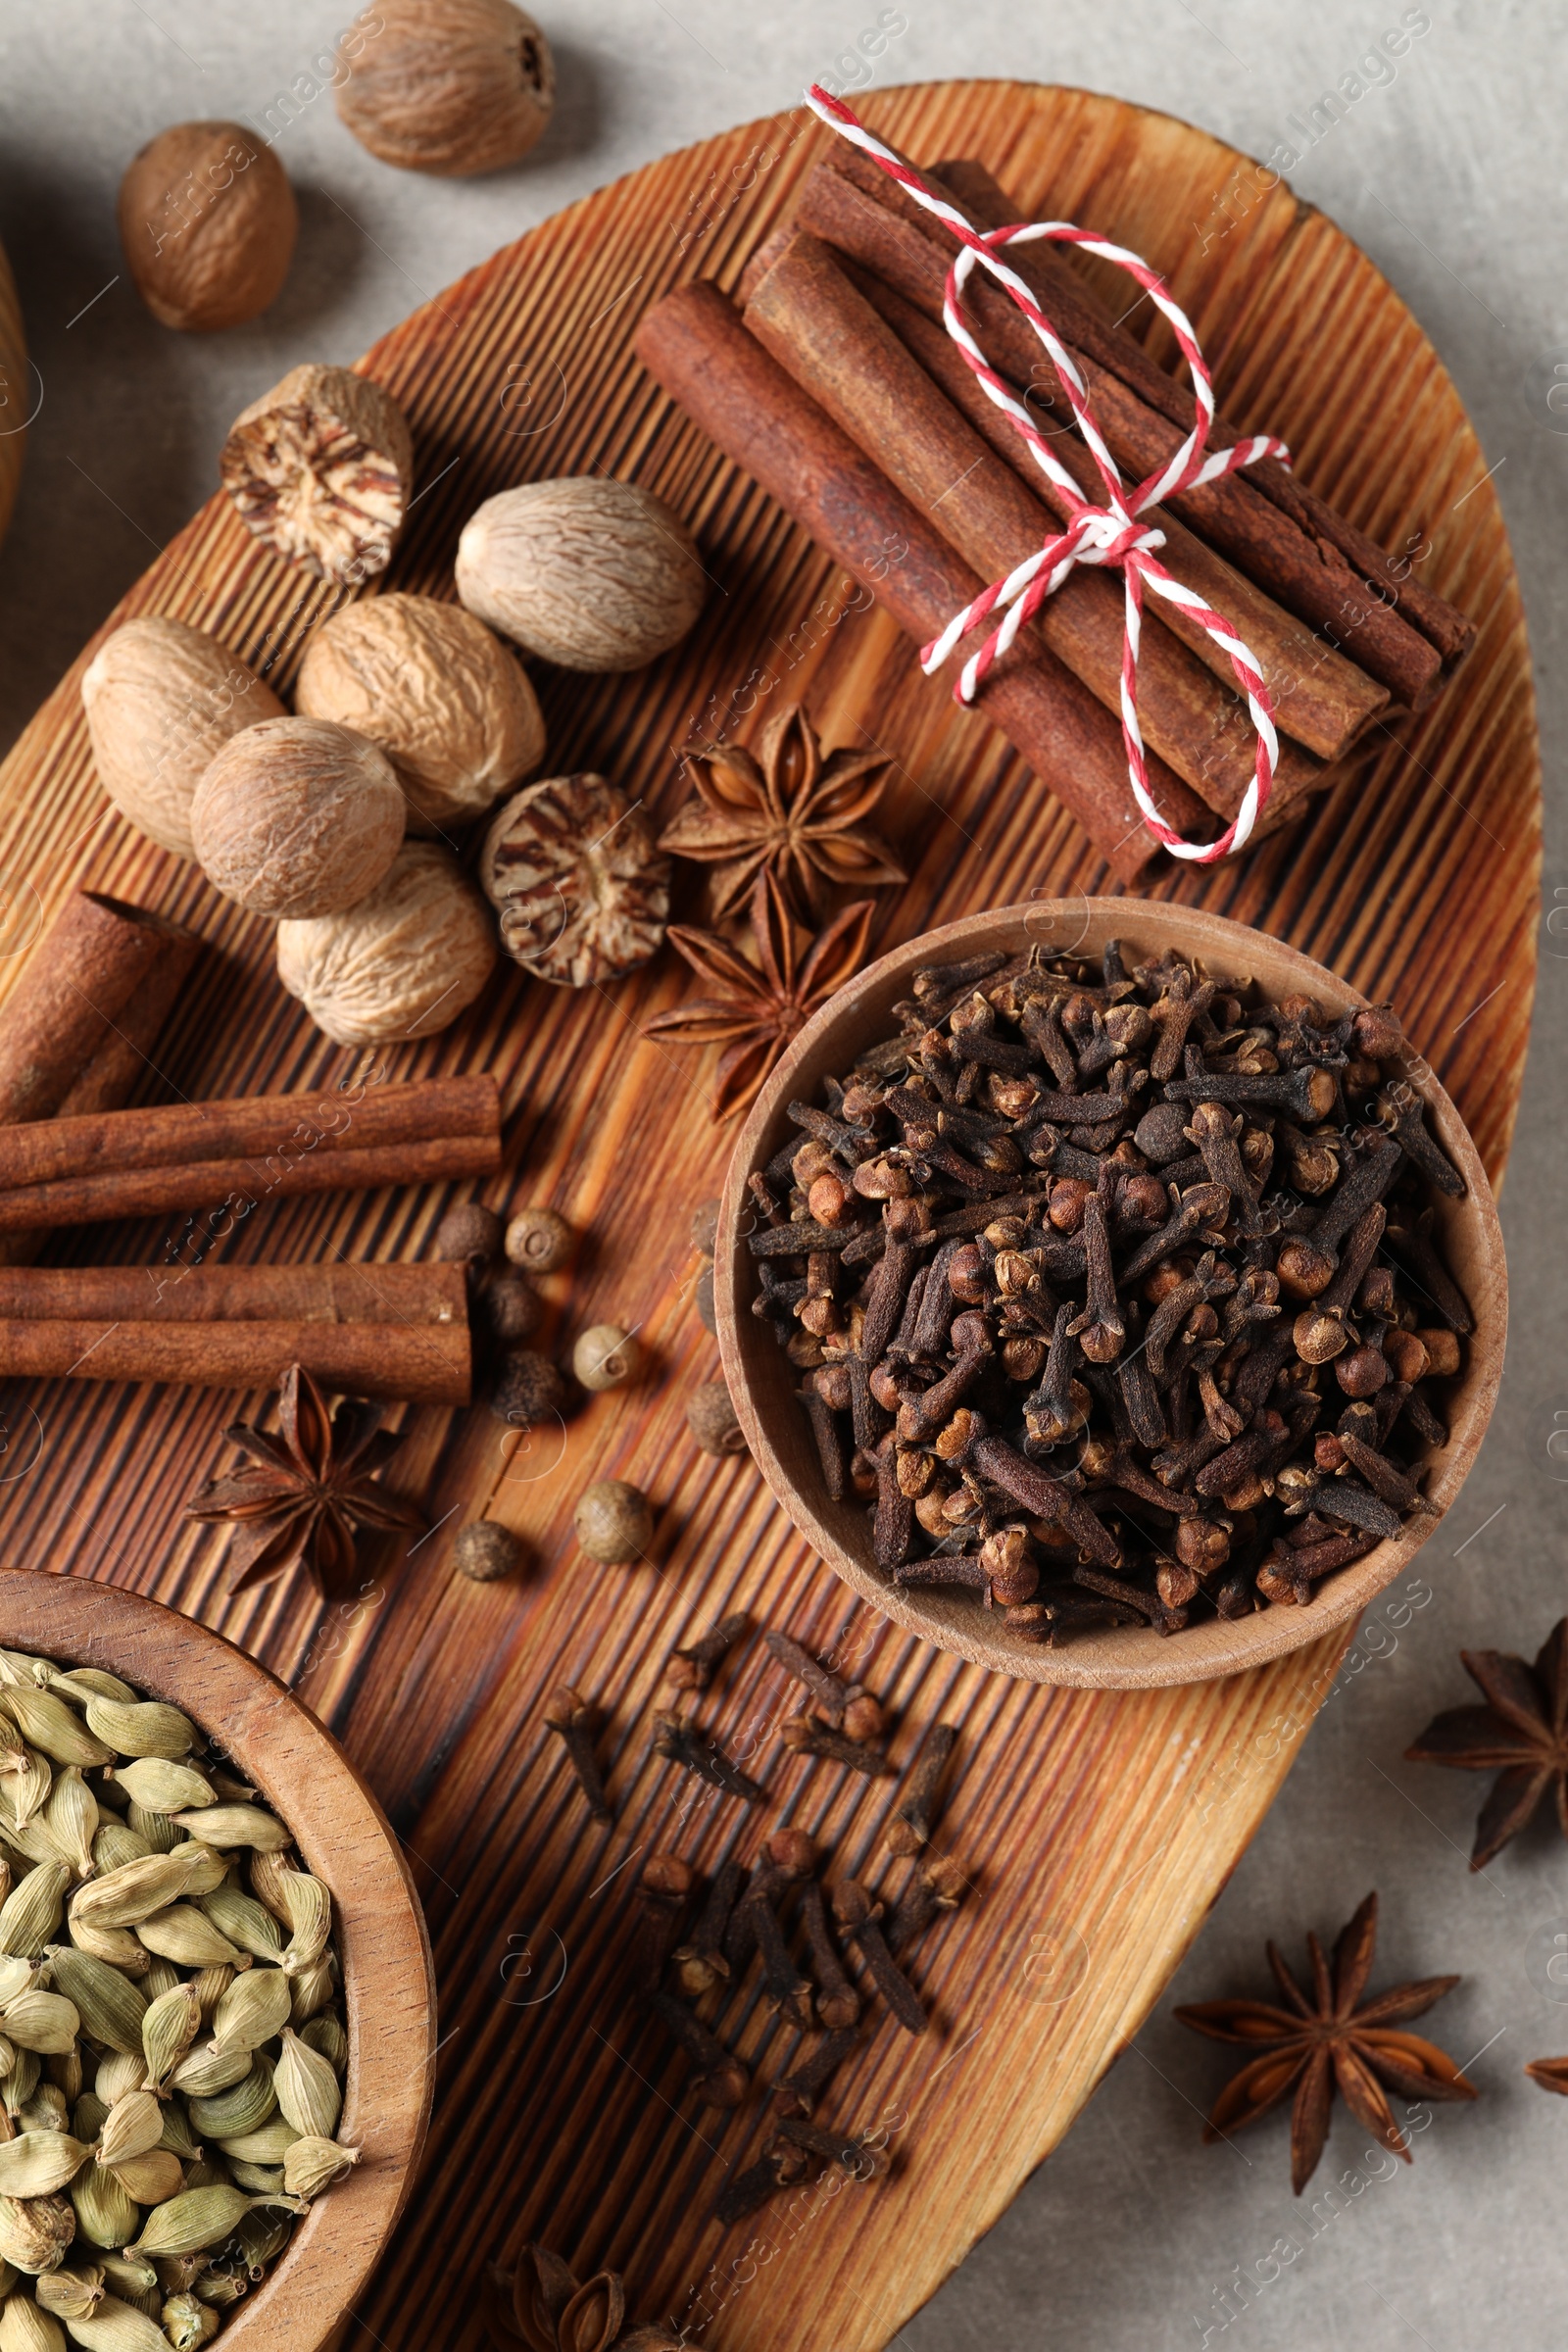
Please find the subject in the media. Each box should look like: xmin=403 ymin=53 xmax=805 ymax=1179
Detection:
xmin=433 ymin=1202 xmax=503 ymax=1279
xmin=505 ymin=1206 xmax=573 ymax=1274
xmin=687 ymin=1381 xmax=746 ymax=1456
xmin=277 ymin=840 xmax=497 ymax=1044
xmin=572 ymin=1324 xmax=641 ymax=1393
xmin=220 ymin=363 xmax=414 ymax=585
xmin=695 ymin=1261 xmax=717 ymax=1336
xmin=294 ymin=594 xmax=546 ymax=833
xmin=119 ymin=121 xmax=297 ymax=332
xmin=454 ymin=1521 xmax=523 ymax=1582
xmin=490 ymin=1348 xmax=566 ymax=1427
xmin=335 ymin=0 xmax=555 ymax=178
xmin=574 ymin=1479 xmax=653 ymax=1565
xmin=457 ymin=479 xmax=704 ymax=672
xmin=81 ymin=616 xmax=285 ymax=860
xmin=192 ymin=716 xmax=406 ymax=920
xmin=478 ymin=1272 xmax=543 ymax=1348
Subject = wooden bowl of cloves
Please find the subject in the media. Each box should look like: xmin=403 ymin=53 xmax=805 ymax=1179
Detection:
xmin=716 ymin=900 xmax=1507 ymax=1689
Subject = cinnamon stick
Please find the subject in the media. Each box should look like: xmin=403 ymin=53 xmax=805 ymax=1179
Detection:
xmin=0 ymin=1316 xmax=467 ymax=1404
xmin=796 ymin=160 xmax=1447 ymax=710
xmin=938 ymin=156 xmax=1475 ymax=675
xmin=744 ymin=231 xmax=1324 ymax=820
xmin=0 ymin=892 xmax=197 ymax=1126
xmin=844 ymin=255 xmax=1387 ymax=766
xmin=0 ymin=1073 xmax=497 ymax=1193
xmin=0 ymin=1132 xmax=499 ymax=1234
xmin=635 ymin=283 xmax=1214 ymax=877
xmin=0 ymin=1260 xmax=466 ymax=1325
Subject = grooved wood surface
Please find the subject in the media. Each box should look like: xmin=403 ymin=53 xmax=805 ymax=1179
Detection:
xmin=0 ymin=80 xmax=1537 ymax=2352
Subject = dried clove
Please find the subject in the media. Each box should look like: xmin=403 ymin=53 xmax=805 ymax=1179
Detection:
xmin=774 ymin=2027 xmax=860 ymax=2118
xmin=763 ymin=1629 xmax=854 ymax=1724
xmin=832 ymin=1880 xmax=927 ymax=2034
xmin=670 ymin=1858 xmax=743 ymax=1996
xmin=884 ymin=1723 xmax=957 ymax=1857
xmin=780 ymin=1713 xmax=897 ymax=1776
xmin=647 ymin=1989 xmax=749 ymax=2108
xmin=651 ymin=1711 xmax=764 ymax=1803
xmin=800 ymin=1876 xmax=860 ymax=2031
xmin=632 ymin=1854 xmax=695 ymax=1988
xmin=888 ymin=1854 xmax=967 ymax=1951
xmin=543 ymin=1686 xmax=613 ymax=1823
xmin=725 ymin=1829 xmax=816 ymax=1968
xmin=666 ymin=1612 xmax=751 ymax=1692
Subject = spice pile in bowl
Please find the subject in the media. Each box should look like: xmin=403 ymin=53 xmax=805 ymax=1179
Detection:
xmin=0 ymin=1645 xmax=355 ymax=2347
xmin=748 ymin=941 xmax=1471 ymax=1643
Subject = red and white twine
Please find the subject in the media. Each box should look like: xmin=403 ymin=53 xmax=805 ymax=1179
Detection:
xmin=803 ymin=85 xmax=1292 ymax=861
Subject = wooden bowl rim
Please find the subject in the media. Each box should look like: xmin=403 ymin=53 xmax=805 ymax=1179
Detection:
xmin=716 ymin=899 xmax=1507 ymax=1689
xmin=0 ymin=1571 xmax=435 ymax=2346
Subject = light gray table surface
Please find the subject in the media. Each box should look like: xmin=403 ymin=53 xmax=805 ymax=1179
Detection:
xmin=0 ymin=5 xmax=1561 ymax=2346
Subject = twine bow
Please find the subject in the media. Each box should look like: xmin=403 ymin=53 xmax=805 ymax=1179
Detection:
xmin=803 ymin=86 xmax=1292 ymax=862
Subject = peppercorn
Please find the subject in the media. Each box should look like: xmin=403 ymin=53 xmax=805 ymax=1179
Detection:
xmin=453 ymin=1521 xmax=524 ymax=1582
xmin=572 ymin=1323 xmax=642 ymax=1392
xmin=505 ymin=1204 xmax=573 ymax=1273
xmin=433 ymin=1201 xmax=503 ymax=1281
xmin=489 ymin=1348 xmax=566 ymax=1426
xmin=476 ymin=1271 xmax=543 ymax=1348
xmin=687 ymin=1380 xmax=747 ymax=1456
xmin=574 ymin=1478 xmax=653 ymax=1563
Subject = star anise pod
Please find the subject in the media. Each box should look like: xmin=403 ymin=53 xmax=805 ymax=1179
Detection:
xmin=657 ymin=702 xmax=905 ymax=921
xmin=1404 ymin=1619 xmax=1568 ymax=1868
xmin=1526 ymin=2056 xmax=1568 ymax=2096
xmin=1174 ymin=1891 xmax=1476 ymax=2192
xmin=643 ymin=870 xmax=874 ymax=1120
xmin=185 ymin=1361 xmax=423 ymax=1598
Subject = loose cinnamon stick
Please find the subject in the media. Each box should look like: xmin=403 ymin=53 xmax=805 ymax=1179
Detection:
xmin=0 ymin=1073 xmax=496 ymax=1192
xmin=0 ymin=892 xmax=197 ymax=1126
xmin=744 ymin=231 xmax=1324 ymax=819
xmin=635 ymin=283 xmax=1214 ymax=877
xmin=0 ymin=1131 xmax=499 ymax=1234
xmin=0 ymin=1316 xmax=468 ymax=1404
xmin=938 ymin=156 xmax=1475 ymax=675
xmin=796 ymin=161 xmax=1447 ymax=710
xmin=844 ymin=256 xmax=1387 ymax=766
xmin=0 ymin=1260 xmax=466 ymax=1324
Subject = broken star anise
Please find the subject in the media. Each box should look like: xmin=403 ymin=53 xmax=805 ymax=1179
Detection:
xmin=1174 ymin=1890 xmax=1476 ymax=2193
xmin=1404 ymin=1619 xmax=1568 ymax=1869
xmin=643 ymin=870 xmax=873 ymax=1121
xmin=657 ymin=702 xmax=905 ymax=922
xmin=185 ymin=1361 xmax=423 ymax=1598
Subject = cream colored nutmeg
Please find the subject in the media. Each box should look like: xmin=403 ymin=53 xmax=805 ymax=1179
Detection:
xmin=118 ymin=122 xmax=297 ymax=332
xmin=572 ymin=1325 xmax=641 ymax=1393
xmin=277 ymin=838 xmax=497 ymax=1045
xmin=191 ymin=716 xmax=405 ymax=920
xmin=294 ymin=594 xmax=546 ymax=832
xmin=220 ymin=362 xmax=414 ymax=585
xmin=335 ymin=0 xmax=554 ymax=176
xmin=456 ymin=478 xmax=704 ymax=672
xmin=81 ymin=618 xmax=285 ymax=860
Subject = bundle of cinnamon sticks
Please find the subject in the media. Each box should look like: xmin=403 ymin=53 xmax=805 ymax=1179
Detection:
xmin=635 ymin=144 xmax=1475 ymax=878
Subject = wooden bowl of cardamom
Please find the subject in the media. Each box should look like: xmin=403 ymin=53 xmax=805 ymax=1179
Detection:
xmin=0 ymin=1571 xmax=435 ymax=2348
xmin=716 ymin=900 xmax=1507 ymax=1690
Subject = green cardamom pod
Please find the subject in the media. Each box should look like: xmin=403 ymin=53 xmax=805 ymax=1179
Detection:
xmin=272 ymin=2032 xmax=339 ymax=2141
xmin=14 ymin=2088 xmax=66 ymax=2137
xmin=0 ymin=1698 xmax=110 ymax=1775
xmin=70 ymin=2164 xmax=138 ymax=2255
xmin=71 ymin=2100 xmax=105 ymax=2146
xmin=222 ymin=2164 xmax=281 ymax=2196
xmin=187 ymin=2276 xmax=244 ymax=2313
xmin=0 ymin=2139 xmax=93 ymax=2201
xmin=92 ymin=2262 xmax=153 ymax=2307
xmin=167 ymin=2044 xmax=247 ymax=2102
xmin=133 ymin=1964 xmax=177 ymax=2006
xmin=128 ymin=2187 xmax=257 ymax=2261
xmin=66 ymin=1921 xmax=147 ymax=1980
xmin=0 ymin=1872 xmax=70 ymax=1961
xmin=0 ymin=2189 xmax=76 ymax=2275
xmin=109 ymin=1766 xmax=211 ymax=1821
xmin=140 ymin=1985 xmax=201 ymax=2095
xmin=93 ymin=2095 xmax=162 ymax=2173
xmin=168 ymin=1809 xmax=284 ymax=1854
xmin=60 ymin=2293 xmax=171 ymax=2352
xmin=35 ymin=2270 xmax=105 ymax=2322
xmin=122 ymin=1809 xmax=178 ymax=1859
xmin=87 ymin=1829 xmax=147 ymax=1879
xmin=132 ymin=1912 xmax=247 ymax=1976
xmin=74 ymin=1853 xmax=211 ymax=1935
xmin=0 ymin=1994 xmax=78 ymax=2058
xmin=103 ymin=2153 xmax=181 ymax=2210
xmin=209 ymin=1970 xmax=289 ymax=2058
xmin=215 ymin=2120 xmax=298 ymax=2169
xmin=298 ymin=2012 xmax=347 ymax=2074
xmin=43 ymin=1954 xmax=145 ymax=2057
xmin=90 ymin=2061 xmax=140 ymax=2112
xmin=158 ymin=2294 xmax=216 ymax=2352
xmin=274 ymin=1874 xmax=331 ymax=1977
xmin=41 ymin=1775 xmax=95 ymax=1884
xmin=0 ymin=2295 xmax=65 ymax=2352
xmin=46 ymin=1672 xmax=136 ymax=1709
xmin=192 ymin=1893 xmax=279 ymax=1967
xmin=280 ymin=2135 xmax=359 ymax=2201
xmin=186 ymin=2058 xmax=274 ymax=2142
xmin=246 ymin=1851 xmax=298 ymax=1927
xmin=79 ymin=1703 xmax=193 ymax=1764
xmin=3 ymin=1752 xmax=52 ymax=1836
xmin=286 ymin=1956 xmax=335 ymax=2027
xmin=154 ymin=2105 xmax=200 ymax=2166
xmin=232 ymin=2206 xmax=291 ymax=2270
xmin=1 ymin=2054 xmax=41 ymax=2118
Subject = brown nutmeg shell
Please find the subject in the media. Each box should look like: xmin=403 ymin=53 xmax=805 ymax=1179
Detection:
xmin=119 ymin=122 xmax=297 ymax=331
xmin=334 ymin=0 xmax=555 ymax=178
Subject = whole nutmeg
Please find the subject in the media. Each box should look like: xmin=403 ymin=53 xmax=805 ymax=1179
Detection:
xmin=81 ymin=617 xmax=285 ymax=859
xmin=295 ymin=594 xmax=546 ymax=833
xmin=456 ymin=479 xmax=704 ymax=672
xmin=220 ymin=363 xmax=414 ymax=586
xmin=432 ymin=1201 xmax=503 ymax=1278
xmin=191 ymin=716 xmax=405 ymax=918
xmin=490 ymin=1348 xmax=565 ymax=1427
xmin=277 ymin=839 xmax=497 ymax=1044
xmin=478 ymin=1271 xmax=543 ymax=1348
xmin=482 ymin=774 xmax=669 ymax=987
xmin=118 ymin=121 xmax=297 ymax=331
xmin=335 ymin=0 xmax=554 ymax=177
xmin=572 ymin=1324 xmax=641 ymax=1393
xmin=504 ymin=1205 xmax=573 ymax=1274
xmin=453 ymin=1521 xmax=524 ymax=1583
xmin=687 ymin=1381 xmax=746 ymax=1456
xmin=574 ymin=1479 xmax=653 ymax=1565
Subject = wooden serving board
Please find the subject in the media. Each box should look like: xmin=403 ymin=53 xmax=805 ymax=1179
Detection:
xmin=0 ymin=79 xmax=1537 ymax=2352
